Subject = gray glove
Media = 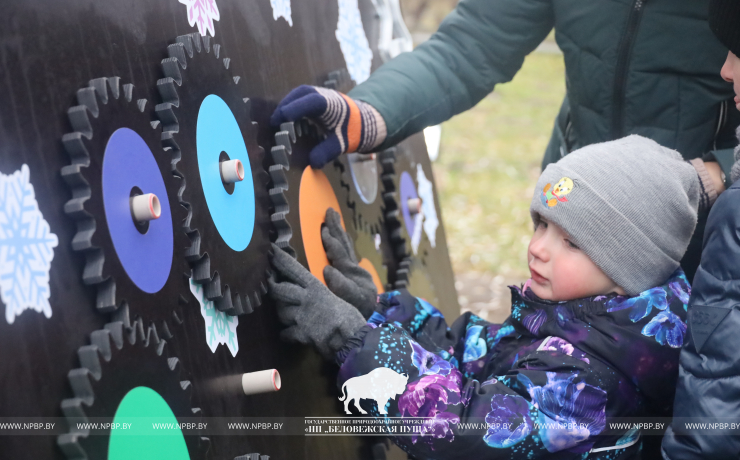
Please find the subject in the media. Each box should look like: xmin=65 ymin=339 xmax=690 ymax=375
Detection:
xmin=268 ymin=243 xmax=366 ymax=360
xmin=322 ymin=208 xmax=378 ymax=319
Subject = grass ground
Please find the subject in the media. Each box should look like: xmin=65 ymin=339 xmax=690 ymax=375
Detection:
xmin=433 ymin=50 xmax=566 ymax=292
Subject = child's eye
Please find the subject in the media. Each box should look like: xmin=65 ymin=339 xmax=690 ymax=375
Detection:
xmin=539 ymin=220 xmax=548 ymax=229
xmin=566 ymin=239 xmax=579 ymax=249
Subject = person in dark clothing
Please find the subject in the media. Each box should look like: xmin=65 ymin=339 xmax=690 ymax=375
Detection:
xmin=270 ymin=135 xmax=700 ymax=458
xmin=271 ymin=0 xmax=740 ymax=281
xmin=661 ymin=1 xmax=740 ymax=458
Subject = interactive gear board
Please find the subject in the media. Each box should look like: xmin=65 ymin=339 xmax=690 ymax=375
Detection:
xmin=0 ymin=1 xmax=458 ymax=459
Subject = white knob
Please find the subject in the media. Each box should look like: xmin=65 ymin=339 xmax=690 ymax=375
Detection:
xmin=241 ymin=369 xmax=281 ymax=395
xmin=407 ymin=197 xmax=422 ymax=215
xmin=220 ymin=159 xmax=245 ymax=184
xmin=130 ymin=193 xmax=161 ymax=223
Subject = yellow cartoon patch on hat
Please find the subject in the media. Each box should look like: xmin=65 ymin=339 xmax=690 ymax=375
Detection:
xmin=541 ymin=177 xmax=574 ymax=207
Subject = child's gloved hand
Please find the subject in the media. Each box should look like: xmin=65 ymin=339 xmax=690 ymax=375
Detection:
xmin=270 ymin=85 xmax=387 ymax=168
xmin=268 ymin=243 xmax=366 ymax=360
xmin=321 ymin=209 xmax=378 ymax=319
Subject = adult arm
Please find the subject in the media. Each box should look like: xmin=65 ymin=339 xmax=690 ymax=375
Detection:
xmin=349 ymin=0 xmax=554 ymax=149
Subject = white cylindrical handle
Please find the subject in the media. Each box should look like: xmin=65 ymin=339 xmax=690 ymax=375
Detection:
xmin=407 ymin=197 xmax=422 ymax=215
xmin=220 ymin=159 xmax=245 ymax=184
xmin=357 ymin=153 xmax=376 ymax=162
xmin=131 ymin=193 xmax=161 ymax=222
xmin=241 ymin=369 xmax=281 ymax=395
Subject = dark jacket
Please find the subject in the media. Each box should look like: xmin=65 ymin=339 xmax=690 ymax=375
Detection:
xmin=349 ymin=0 xmax=738 ymax=281
xmin=350 ymin=0 xmax=738 ymax=176
xmin=661 ymin=181 xmax=740 ymax=459
xmin=337 ymin=271 xmax=691 ymax=459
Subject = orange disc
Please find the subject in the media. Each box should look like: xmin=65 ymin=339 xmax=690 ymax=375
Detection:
xmin=299 ymin=167 xmax=345 ymax=285
xmin=358 ymin=258 xmax=385 ymax=294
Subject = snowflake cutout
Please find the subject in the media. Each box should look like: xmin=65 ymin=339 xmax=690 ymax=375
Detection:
xmin=416 ymin=164 xmax=438 ymax=248
xmin=270 ymin=0 xmax=293 ymax=26
xmin=190 ymin=278 xmax=239 ymax=356
xmin=336 ymin=0 xmax=373 ymax=84
xmin=179 ymin=0 xmax=220 ymax=37
xmin=0 ymin=165 xmax=58 ymax=324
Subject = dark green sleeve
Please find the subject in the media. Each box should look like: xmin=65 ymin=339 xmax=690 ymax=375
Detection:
xmin=348 ymin=0 xmax=554 ymax=149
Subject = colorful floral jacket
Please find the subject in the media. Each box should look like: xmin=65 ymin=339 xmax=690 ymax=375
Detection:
xmin=336 ymin=271 xmax=691 ymax=459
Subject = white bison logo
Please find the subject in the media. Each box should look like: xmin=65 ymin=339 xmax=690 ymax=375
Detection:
xmin=339 ymin=367 xmax=409 ymax=415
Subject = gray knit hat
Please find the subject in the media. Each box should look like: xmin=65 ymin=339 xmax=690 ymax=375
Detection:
xmin=530 ymin=135 xmax=700 ymax=295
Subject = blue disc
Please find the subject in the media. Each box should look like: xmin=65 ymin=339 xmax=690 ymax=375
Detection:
xmin=196 ymin=94 xmax=255 ymax=251
xmin=103 ymin=128 xmax=174 ymax=294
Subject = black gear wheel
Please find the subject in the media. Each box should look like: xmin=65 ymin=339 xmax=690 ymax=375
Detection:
xmin=333 ymin=153 xmax=395 ymax=292
xmin=155 ymin=32 xmax=271 ymax=316
xmin=268 ymin=120 xmax=351 ymax=266
xmin=57 ymin=319 xmax=209 ymax=459
xmin=379 ymin=145 xmax=409 ymax=260
xmin=380 ymin=134 xmax=461 ymax=316
xmin=61 ymin=77 xmax=191 ymax=340
xmin=394 ymin=255 xmax=439 ymax=306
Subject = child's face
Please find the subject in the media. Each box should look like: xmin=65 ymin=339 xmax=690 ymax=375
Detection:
xmin=527 ymin=217 xmax=625 ymax=301
xmin=721 ymin=50 xmax=740 ymax=111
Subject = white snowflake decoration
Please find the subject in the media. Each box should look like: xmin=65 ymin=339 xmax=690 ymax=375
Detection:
xmin=190 ymin=279 xmax=239 ymax=356
xmin=179 ymin=0 xmax=220 ymax=37
xmin=416 ymin=164 xmax=438 ymax=248
xmin=0 ymin=165 xmax=58 ymax=324
xmin=336 ymin=0 xmax=373 ymax=84
xmin=270 ymin=0 xmax=293 ymax=26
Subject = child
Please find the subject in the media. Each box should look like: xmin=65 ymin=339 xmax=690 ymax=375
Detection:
xmin=269 ymin=135 xmax=699 ymax=458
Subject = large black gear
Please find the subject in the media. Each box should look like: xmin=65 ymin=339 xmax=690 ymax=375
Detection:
xmin=57 ymin=319 xmax=209 ymax=459
xmin=380 ymin=134 xmax=460 ymax=317
xmin=268 ymin=120 xmax=351 ymax=266
xmin=60 ymin=77 xmax=191 ymax=340
xmin=334 ymin=153 xmax=395 ymax=292
xmin=155 ymin=33 xmax=271 ymax=316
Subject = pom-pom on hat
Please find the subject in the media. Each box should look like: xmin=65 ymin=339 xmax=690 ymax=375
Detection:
xmin=530 ymin=135 xmax=700 ymax=295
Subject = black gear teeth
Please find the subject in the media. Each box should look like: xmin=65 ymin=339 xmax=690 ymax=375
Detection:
xmin=158 ymin=77 xmax=179 ymax=104
xmin=107 ymin=76 xmax=121 ymax=100
xmin=89 ymin=78 xmax=109 ymax=105
xmin=168 ymin=42 xmax=188 ymax=68
xmin=269 ymin=122 xmax=297 ymax=258
xmin=58 ymin=320 xmax=207 ymax=460
xmin=76 ymin=86 xmax=99 ymax=118
xmin=177 ymin=35 xmax=194 ymax=58
xmin=122 ymin=83 xmax=134 ymax=102
xmin=379 ymin=147 xmax=409 ymax=259
xmin=163 ymin=57 xmax=184 ymax=84
xmin=156 ymin=36 xmax=270 ymax=316
xmin=67 ymin=106 xmax=93 ymax=139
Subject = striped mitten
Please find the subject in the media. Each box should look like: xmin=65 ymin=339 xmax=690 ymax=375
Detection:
xmin=271 ymin=85 xmax=387 ymax=168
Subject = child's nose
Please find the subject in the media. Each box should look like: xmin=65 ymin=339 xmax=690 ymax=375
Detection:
xmin=528 ymin=234 xmax=549 ymax=262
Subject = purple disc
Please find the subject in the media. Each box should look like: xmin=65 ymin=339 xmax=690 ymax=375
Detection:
xmin=102 ymin=128 xmax=173 ymax=294
xmin=399 ymin=171 xmax=418 ymax=238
